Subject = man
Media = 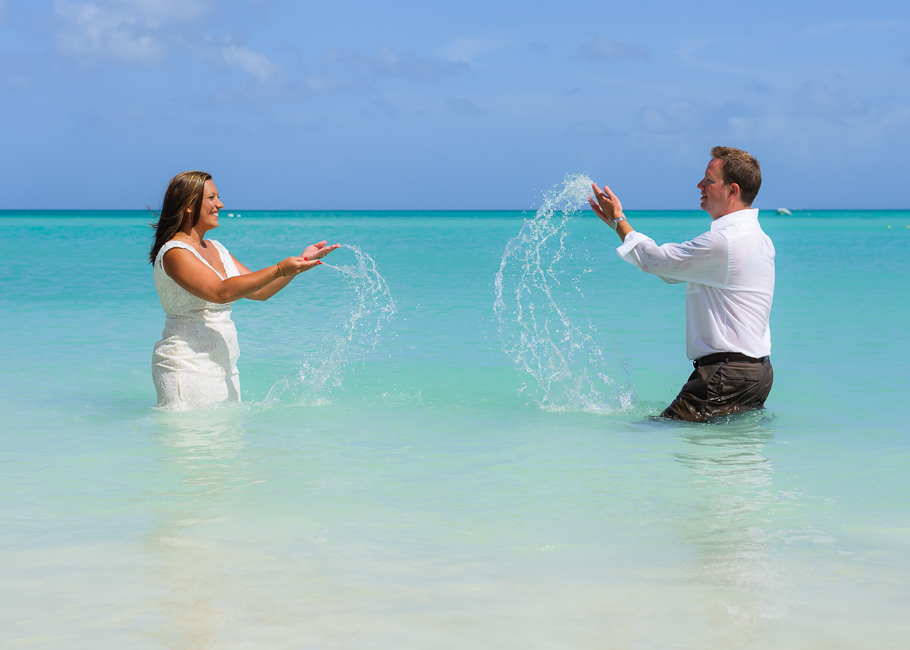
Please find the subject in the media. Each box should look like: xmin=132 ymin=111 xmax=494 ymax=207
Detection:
xmin=588 ymin=146 xmax=774 ymax=421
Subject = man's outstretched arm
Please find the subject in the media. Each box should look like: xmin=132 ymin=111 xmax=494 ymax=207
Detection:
xmin=588 ymin=182 xmax=725 ymax=285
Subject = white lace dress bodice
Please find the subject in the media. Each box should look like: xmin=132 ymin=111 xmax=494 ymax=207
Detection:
xmin=152 ymin=240 xmax=243 ymax=410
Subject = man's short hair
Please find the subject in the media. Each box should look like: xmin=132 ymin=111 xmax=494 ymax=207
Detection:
xmin=711 ymin=146 xmax=762 ymax=206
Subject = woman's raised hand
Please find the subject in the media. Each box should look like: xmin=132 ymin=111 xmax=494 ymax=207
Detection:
xmin=302 ymin=241 xmax=341 ymax=261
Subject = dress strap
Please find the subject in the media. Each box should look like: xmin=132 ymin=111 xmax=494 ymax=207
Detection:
xmin=208 ymin=240 xmax=240 ymax=278
xmin=156 ymin=240 xmax=226 ymax=280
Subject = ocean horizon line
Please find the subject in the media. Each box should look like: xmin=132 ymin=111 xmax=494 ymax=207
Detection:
xmin=1 ymin=208 xmax=908 ymax=217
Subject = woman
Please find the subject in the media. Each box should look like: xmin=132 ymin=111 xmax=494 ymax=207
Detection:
xmin=149 ymin=170 xmax=338 ymax=410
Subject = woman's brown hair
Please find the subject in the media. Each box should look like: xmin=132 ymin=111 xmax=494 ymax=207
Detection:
xmin=149 ymin=171 xmax=212 ymax=264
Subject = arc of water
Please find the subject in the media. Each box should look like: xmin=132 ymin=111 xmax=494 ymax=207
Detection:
xmin=266 ymin=244 xmax=397 ymax=406
xmin=494 ymin=173 xmax=636 ymax=412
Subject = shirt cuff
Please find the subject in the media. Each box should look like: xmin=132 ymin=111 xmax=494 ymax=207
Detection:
xmin=616 ymin=230 xmax=651 ymax=261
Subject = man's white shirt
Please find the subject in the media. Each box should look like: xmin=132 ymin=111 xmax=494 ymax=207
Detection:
xmin=616 ymin=208 xmax=774 ymax=360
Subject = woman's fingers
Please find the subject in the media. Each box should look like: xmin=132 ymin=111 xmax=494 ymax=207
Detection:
xmin=307 ymin=243 xmax=341 ymax=259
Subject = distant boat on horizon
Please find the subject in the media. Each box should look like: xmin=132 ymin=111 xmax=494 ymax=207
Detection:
xmin=776 ymin=208 xmax=792 ymax=215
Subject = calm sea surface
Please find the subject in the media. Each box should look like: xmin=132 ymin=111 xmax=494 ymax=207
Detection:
xmin=1 ymin=199 xmax=908 ymax=648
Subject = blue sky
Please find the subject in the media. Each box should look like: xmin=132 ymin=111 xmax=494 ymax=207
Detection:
xmin=1 ymin=0 xmax=908 ymax=210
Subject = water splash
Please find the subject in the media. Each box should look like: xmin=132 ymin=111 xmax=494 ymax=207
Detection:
xmin=494 ymin=173 xmax=636 ymax=412
xmin=266 ymin=245 xmax=397 ymax=405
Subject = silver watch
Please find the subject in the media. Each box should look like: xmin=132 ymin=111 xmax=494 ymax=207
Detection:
xmin=609 ymin=214 xmax=627 ymax=230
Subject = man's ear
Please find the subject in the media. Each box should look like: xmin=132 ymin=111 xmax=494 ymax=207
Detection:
xmin=728 ymin=182 xmax=741 ymax=200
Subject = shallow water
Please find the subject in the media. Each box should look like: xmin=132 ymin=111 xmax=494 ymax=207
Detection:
xmin=1 ymin=204 xmax=909 ymax=648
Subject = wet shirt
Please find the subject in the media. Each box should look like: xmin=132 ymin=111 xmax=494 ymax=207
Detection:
xmin=616 ymin=208 xmax=775 ymax=361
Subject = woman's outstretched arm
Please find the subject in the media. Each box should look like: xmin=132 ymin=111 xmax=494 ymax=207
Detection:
xmin=162 ymin=242 xmax=335 ymax=304
xmin=234 ymin=241 xmax=341 ymax=301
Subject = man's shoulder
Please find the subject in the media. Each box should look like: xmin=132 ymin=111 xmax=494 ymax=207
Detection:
xmin=711 ymin=207 xmax=759 ymax=226
xmin=710 ymin=209 xmax=765 ymax=236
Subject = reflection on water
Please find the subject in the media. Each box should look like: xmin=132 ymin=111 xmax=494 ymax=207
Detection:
xmin=671 ymin=413 xmax=794 ymax=628
xmin=145 ymin=407 xmax=254 ymax=647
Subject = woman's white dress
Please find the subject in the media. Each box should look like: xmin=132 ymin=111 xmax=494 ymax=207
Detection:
xmin=152 ymin=240 xmax=242 ymax=411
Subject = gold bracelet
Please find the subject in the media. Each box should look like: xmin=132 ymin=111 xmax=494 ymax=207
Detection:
xmin=276 ymin=262 xmax=287 ymax=278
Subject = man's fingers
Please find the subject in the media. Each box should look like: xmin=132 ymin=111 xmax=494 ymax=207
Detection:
xmin=592 ymin=183 xmax=614 ymax=201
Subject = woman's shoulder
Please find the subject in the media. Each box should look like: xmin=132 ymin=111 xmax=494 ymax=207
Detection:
xmin=156 ymin=240 xmax=195 ymax=265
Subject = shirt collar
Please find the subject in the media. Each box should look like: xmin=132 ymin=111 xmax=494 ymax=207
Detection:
xmin=709 ymin=208 xmax=759 ymax=231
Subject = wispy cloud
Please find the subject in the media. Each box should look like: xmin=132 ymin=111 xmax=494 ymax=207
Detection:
xmin=75 ymin=104 xmax=169 ymax=127
xmin=54 ymin=0 xmax=162 ymax=64
xmin=325 ymin=45 xmax=468 ymax=81
xmin=792 ymin=81 xmax=867 ymax=121
xmin=123 ymin=0 xmax=210 ymax=22
xmin=304 ymin=76 xmax=360 ymax=95
xmin=566 ymin=120 xmax=607 ymax=137
xmin=360 ymin=95 xmax=398 ymax=119
xmin=438 ymin=36 xmax=503 ymax=64
xmin=576 ymin=37 xmax=649 ymax=63
xmin=52 ymin=0 xmax=213 ymax=65
xmin=802 ymin=18 xmax=896 ymax=39
xmin=638 ymin=99 xmax=759 ymax=134
xmin=222 ymin=44 xmax=282 ymax=82
xmin=446 ymin=98 xmax=486 ymax=115
xmin=52 ymin=0 xmax=282 ymax=85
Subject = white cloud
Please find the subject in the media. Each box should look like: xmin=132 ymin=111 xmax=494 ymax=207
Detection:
xmin=576 ymin=37 xmax=649 ymax=63
xmin=566 ymin=120 xmax=607 ymax=137
xmin=110 ymin=0 xmax=210 ymax=23
xmin=53 ymin=0 xmax=213 ymax=64
xmin=360 ymin=95 xmax=398 ymax=120
xmin=54 ymin=0 xmax=161 ymax=63
xmin=638 ymin=100 xmax=759 ymax=134
xmin=325 ymin=45 xmax=468 ymax=81
xmin=222 ymin=44 xmax=282 ymax=82
xmin=803 ymin=19 xmax=896 ymax=40
xmin=438 ymin=36 xmax=503 ymax=64
xmin=792 ymin=81 xmax=867 ymax=121
xmin=304 ymin=76 xmax=359 ymax=94
xmin=446 ymin=98 xmax=486 ymax=115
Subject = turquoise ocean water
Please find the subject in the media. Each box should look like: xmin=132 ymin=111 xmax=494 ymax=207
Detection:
xmin=2 ymin=182 xmax=909 ymax=648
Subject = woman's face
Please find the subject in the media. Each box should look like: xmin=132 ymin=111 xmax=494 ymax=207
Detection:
xmin=193 ymin=179 xmax=223 ymax=232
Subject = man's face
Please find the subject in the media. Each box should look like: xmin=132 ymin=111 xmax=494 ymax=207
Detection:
xmin=697 ymin=158 xmax=730 ymax=219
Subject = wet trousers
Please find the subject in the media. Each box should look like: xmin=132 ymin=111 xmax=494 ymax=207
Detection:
xmin=662 ymin=354 xmax=773 ymax=422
